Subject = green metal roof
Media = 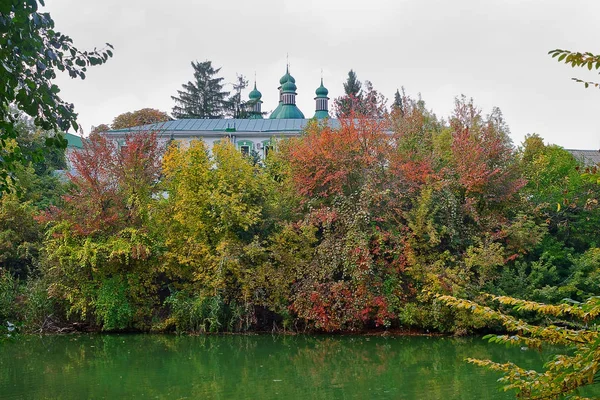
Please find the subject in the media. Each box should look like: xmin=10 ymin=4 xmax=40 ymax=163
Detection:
xmin=63 ymin=133 xmax=84 ymax=148
xmin=275 ymin=105 xmax=305 ymax=119
xmin=107 ymin=118 xmax=338 ymax=133
xmin=269 ymin=101 xmax=283 ymax=119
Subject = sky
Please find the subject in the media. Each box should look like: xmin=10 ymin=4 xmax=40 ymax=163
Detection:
xmin=46 ymin=0 xmax=600 ymax=149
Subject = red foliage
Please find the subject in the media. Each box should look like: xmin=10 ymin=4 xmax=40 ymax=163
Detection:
xmin=47 ymin=131 xmax=164 ymax=236
xmin=449 ymin=99 xmax=525 ymax=202
xmin=291 ymin=281 xmax=394 ymax=332
xmin=283 ymin=117 xmax=391 ymax=200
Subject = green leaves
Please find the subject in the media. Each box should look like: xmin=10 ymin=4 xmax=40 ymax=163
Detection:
xmin=549 ymin=48 xmax=600 ymax=89
xmin=0 ymin=0 xmax=113 ymax=193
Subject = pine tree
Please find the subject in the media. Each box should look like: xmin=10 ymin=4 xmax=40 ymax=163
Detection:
xmin=171 ymin=61 xmax=230 ymax=119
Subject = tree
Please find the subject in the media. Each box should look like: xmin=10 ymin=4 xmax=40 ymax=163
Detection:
xmin=549 ymin=49 xmax=600 ymax=88
xmin=90 ymin=124 xmax=110 ymax=134
xmin=344 ymin=69 xmax=362 ymax=97
xmin=361 ymin=80 xmax=388 ymax=118
xmin=225 ymin=74 xmax=249 ymax=118
xmin=171 ymin=61 xmax=230 ymax=119
xmin=42 ymin=131 xmax=165 ymax=330
xmin=0 ymin=0 xmax=113 ymax=193
xmin=334 ymin=71 xmax=387 ymax=118
xmin=439 ymin=294 xmax=600 ymax=399
xmin=392 ymin=88 xmax=405 ymax=117
xmin=334 ymin=70 xmax=363 ymax=118
xmin=111 ymin=108 xmax=170 ymax=129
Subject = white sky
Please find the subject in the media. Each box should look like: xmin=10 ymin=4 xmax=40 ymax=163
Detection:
xmin=47 ymin=0 xmax=600 ymax=149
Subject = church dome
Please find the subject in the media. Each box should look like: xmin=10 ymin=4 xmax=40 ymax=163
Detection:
xmin=279 ymin=66 xmax=296 ymax=85
xmin=278 ymin=104 xmax=305 ymax=119
xmin=282 ymin=80 xmax=297 ymax=93
xmin=315 ymin=79 xmax=328 ymax=97
xmin=249 ymin=83 xmax=262 ymax=100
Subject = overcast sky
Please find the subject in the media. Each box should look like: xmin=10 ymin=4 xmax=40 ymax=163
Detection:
xmin=46 ymin=0 xmax=599 ymax=149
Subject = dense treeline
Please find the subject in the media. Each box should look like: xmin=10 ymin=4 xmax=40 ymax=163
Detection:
xmin=1 ymin=93 xmax=599 ymax=335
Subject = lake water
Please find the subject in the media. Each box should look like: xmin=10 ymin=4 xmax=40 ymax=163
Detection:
xmin=0 ymin=334 xmax=551 ymax=399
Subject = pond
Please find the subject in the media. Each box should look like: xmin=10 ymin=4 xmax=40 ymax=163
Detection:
xmin=0 ymin=334 xmax=551 ymax=399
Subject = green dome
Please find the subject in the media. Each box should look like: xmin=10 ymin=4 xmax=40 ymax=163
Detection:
xmin=249 ymin=82 xmax=262 ymax=100
xmin=282 ymin=80 xmax=297 ymax=93
xmin=277 ymin=104 xmax=305 ymax=119
xmin=314 ymin=110 xmax=330 ymax=119
xmin=315 ymin=78 xmax=328 ymax=97
xmin=269 ymin=101 xmax=283 ymax=119
xmin=279 ymin=66 xmax=296 ymax=85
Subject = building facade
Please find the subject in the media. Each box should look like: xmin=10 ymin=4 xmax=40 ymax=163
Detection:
xmin=106 ymin=67 xmax=336 ymax=157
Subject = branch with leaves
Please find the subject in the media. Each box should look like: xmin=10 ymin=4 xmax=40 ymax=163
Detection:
xmin=0 ymin=0 xmax=113 ymax=193
xmin=438 ymin=294 xmax=600 ymax=399
xmin=549 ymin=49 xmax=600 ymax=89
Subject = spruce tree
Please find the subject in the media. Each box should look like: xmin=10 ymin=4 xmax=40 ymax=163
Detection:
xmin=343 ymin=69 xmax=362 ymax=97
xmin=171 ymin=61 xmax=230 ymax=119
xmin=393 ymin=88 xmax=405 ymax=117
xmin=334 ymin=70 xmax=365 ymax=118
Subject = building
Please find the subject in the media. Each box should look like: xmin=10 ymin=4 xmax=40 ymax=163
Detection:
xmin=103 ymin=66 xmax=600 ymax=167
xmin=105 ymin=67 xmax=338 ymax=158
xmin=565 ymin=149 xmax=600 ymax=167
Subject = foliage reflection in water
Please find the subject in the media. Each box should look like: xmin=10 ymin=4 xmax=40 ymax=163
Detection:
xmin=0 ymin=334 xmax=550 ymax=399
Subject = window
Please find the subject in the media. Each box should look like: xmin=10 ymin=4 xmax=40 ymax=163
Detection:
xmin=264 ymin=145 xmax=273 ymax=158
xmin=241 ymin=145 xmax=250 ymax=156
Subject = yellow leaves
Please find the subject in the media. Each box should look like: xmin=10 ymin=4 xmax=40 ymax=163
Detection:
xmin=160 ymin=139 xmax=270 ymax=295
xmin=438 ymin=293 xmax=600 ymax=399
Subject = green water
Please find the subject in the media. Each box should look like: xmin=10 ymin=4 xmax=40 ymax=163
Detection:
xmin=0 ymin=334 xmax=549 ymax=399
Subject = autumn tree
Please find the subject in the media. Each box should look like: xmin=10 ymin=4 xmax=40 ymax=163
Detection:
xmin=171 ymin=60 xmax=230 ymax=119
xmin=111 ymin=108 xmax=170 ymax=129
xmin=90 ymin=124 xmax=110 ymax=134
xmin=334 ymin=71 xmax=387 ymax=118
xmin=42 ymin=131 xmax=165 ymax=330
xmin=0 ymin=0 xmax=113 ymax=193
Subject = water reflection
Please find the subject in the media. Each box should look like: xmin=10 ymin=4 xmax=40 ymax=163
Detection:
xmin=0 ymin=334 xmax=550 ymax=399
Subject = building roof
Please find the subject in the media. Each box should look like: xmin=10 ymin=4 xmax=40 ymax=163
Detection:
xmin=63 ymin=133 xmax=84 ymax=148
xmin=107 ymin=118 xmax=340 ymax=134
xmin=276 ymin=105 xmax=305 ymax=119
xmin=566 ymin=149 xmax=600 ymax=166
xmin=314 ymin=110 xmax=330 ymax=119
xmin=269 ymin=102 xmax=283 ymax=119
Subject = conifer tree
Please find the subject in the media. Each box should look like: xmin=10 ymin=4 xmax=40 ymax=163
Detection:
xmin=171 ymin=61 xmax=230 ymax=119
xmin=343 ymin=69 xmax=362 ymax=97
xmin=393 ymin=88 xmax=405 ymax=117
xmin=334 ymin=70 xmax=364 ymax=117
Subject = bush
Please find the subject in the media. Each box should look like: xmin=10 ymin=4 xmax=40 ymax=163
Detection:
xmin=165 ymin=291 xmax=252 ymax=333
xmin=95 ymin=277 xmax=133 ymax=331
xmin=0 ymin=269 xmax=17 ymax=323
